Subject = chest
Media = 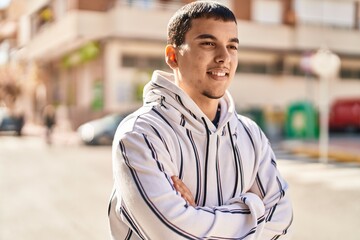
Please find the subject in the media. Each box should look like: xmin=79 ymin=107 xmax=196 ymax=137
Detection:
xmin=171 ymin=128 xmax=259 ymax=206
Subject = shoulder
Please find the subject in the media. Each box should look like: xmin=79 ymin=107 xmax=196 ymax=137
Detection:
xmin=236 ymin=114 xmax=262 ymax=133
xmin=233 ymin=113 xmax=268 ymax=145
xmin=115 ymin=106 xmax=154 ymax=135
xmin=114 ymin=105 xmax=176 ymax=142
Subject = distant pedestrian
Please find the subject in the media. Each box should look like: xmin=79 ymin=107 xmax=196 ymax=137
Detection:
xmin=43 ymin=105 xmax=56 ymax=145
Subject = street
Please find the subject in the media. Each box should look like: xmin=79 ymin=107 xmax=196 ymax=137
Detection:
xmin=1 ymin=135 xmax=360 ymax=240
xmin=0 ymin=136 xmax=113 ymax=240
xmin=278 ymin=159 xmax=360 ymax=240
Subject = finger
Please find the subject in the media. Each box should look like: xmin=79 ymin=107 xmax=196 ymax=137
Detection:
xmin=171 ymin=176 xmax=196 ymax=206
xmin=171 ymin=177 xmax=182 ymax=191
xmin=182 ymin=194 xmax=196 ymax=206
xmin=183 ymin=194 xmax=196 ymax=207
xmin=171 ymin=176 xmax=183 ymax=187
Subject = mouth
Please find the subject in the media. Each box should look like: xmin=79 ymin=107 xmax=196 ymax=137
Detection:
xmin=207 ymin=70 xmax=229 ymax=77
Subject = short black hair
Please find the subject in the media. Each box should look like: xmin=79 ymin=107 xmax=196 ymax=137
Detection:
xmin=167 ymin=1 xmax=237 ymax=47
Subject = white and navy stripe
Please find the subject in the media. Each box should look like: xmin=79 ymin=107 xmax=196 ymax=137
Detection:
xmin=109 ymin=70 xmax=293 ymax=239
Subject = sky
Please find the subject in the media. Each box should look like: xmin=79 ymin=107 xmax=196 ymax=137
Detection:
xmin=0 ymin=0 xmax=11 ymax=10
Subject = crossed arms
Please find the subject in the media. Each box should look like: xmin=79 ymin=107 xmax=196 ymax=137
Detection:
xmin=111 ymin=125 xmax=293 ymax=240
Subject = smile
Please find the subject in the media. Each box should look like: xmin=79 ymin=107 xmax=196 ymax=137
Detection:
xmin=207 ymin=71 xmax=228 ymax=77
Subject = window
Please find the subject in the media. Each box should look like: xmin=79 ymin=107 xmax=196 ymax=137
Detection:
xmin=237 ymin=62 xmax=272 ymax=74
xmin=295 ymin=0 xmax=355 ymax=28
xmin=122 ymin=54 xmax=169 ymax=70
xmin=252 ymin=0 xmax=282 ymax=24
xmin=340 ymin=68 xmax=360 ymax=80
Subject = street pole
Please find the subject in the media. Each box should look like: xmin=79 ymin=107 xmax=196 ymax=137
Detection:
xmin=318 ymin=73 xmax=329 ymax=163
xmin=300 ymin=52 xmax=314 ymax=103
xmin=311 ymin=47 xmax=341 ymax=163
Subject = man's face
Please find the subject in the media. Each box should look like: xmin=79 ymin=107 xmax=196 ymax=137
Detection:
xmin=174 ymin=18 xmax=238 ymax=103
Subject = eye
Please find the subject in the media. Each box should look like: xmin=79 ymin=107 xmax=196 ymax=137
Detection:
xmin=201 ymin=42 xmax=215 ymax=47
xmin=228 ymin=45 xmax=238 ymax=51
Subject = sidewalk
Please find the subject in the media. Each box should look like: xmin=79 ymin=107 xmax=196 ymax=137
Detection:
xmin=280 ymin=135 xmax=360 ymax=163
xmin=22 ymin=123 xmax=360 ymax=163
xmin=22 ymin=122 xmax=81 ymax=146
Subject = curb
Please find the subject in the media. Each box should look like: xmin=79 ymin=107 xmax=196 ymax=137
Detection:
xmin=289 ymin=146 xmax=360 ymax=163
xmin=21 ymin=123 xmax=81 ymax=146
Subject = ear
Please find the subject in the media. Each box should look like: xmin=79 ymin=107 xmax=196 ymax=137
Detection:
xmin=165 ymin=45 xmax=178 ymax=69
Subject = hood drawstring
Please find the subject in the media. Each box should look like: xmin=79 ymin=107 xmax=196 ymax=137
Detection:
xmin=201 ymin=117 xmax=211 ymax=206
xmin=227 ymin=122 xmax=241 ymax=198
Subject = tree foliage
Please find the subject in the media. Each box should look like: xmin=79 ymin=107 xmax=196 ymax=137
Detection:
xmin=0 ymin=67 xmax=21 ymax=109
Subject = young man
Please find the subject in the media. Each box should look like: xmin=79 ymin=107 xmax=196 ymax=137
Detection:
xmin=109 ymin=1 xmax=293 ymax=239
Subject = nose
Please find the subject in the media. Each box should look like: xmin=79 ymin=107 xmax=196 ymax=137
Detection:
xmin=214 ymin=46 xmax=231 ymax=64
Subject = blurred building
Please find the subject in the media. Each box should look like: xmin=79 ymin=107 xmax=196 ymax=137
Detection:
xmin=2 ymin=0 xmax=360 ymax=129
xmin=0 ymin=0 xmax=23 ymax=114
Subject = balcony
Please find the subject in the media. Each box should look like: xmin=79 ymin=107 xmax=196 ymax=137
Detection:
xmin=20 ymin=10 xmax=109 ymax=61
xmin=20 ymin=4 xmax=360 ymax=62
xmin=294 ymin=25 xmax=360 ymax=55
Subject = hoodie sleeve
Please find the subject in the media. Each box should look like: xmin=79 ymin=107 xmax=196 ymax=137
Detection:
xmin=112 ymin=126 xmax=277 ymax=240
xmin=247 ymin=127 xmax=294 ymax=239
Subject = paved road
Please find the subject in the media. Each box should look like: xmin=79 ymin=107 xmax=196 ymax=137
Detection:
xmin=275 ymin=143 xmax=360 ymax=240
xmin=0 ymin=136 xmax=113 ymax=240
xmin=277 ymin=159 xmax=360 ymax=240
xmin=1 ymin=136 xmax=360 ymax=240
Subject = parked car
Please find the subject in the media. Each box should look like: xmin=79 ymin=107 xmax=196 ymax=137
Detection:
xmin=0 ymin=107 xmax=24 ymax=136
xmin=329 ymin=98 xmax=360 ymax=132
xmin=77 ymin=112 xmax=130 ymax=145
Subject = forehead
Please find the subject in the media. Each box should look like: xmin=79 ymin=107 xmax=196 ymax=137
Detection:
xmin=185 ymin=18 xmax=238 ymax=42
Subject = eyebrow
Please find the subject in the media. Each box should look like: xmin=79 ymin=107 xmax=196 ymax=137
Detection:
xmin=194 ymin=34 xmax=239 ymax=44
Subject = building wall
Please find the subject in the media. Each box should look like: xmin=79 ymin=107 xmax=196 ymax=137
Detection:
xmin=104 ymin=39 xmax=164 ymax=112
xmin=10 ymin=0 xmax=360 ymax=128
xmin=102 ymin=38 xmax=360 ymax=113
xmin=230 ymin=74 xmax=360 ymax=110
xmin=78 ymin=0 xmax=115 ymax=11
xmin=233 ymin=0 xmax=252 ymax=20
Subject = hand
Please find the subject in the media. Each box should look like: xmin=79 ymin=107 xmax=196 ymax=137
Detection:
xmin=171 ymin=176 xmax=196 ymax=207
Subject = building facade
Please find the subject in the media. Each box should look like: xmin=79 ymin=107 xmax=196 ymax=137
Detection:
xmin=3 ymin=0 xmax=360 ymax=129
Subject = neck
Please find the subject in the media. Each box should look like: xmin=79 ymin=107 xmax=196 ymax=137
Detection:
xmin=195 ymin=98 xmax=220 ymax=121
xmin=173 ymin=72 xmax=221 ymax=121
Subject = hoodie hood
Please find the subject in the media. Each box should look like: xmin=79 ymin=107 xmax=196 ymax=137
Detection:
xmin=143 ymin=70 xmax=236 ymax=134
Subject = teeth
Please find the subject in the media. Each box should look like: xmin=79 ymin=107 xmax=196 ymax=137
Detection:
xmin=210 ymin=72 xmax=226 ymax=77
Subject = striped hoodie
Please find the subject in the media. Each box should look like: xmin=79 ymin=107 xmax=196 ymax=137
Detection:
xmin=109 ymin=70 xmax=293 ymax=240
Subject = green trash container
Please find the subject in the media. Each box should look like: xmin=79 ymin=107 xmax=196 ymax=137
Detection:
xmin=285 ymin=101 xmax=319 ymax=139
xmin=240 ymin=107 xmax=266 ymax=133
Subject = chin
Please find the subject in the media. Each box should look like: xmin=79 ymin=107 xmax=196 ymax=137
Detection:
xmin=204 ymin=92 xmax=225 ymax=99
